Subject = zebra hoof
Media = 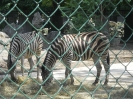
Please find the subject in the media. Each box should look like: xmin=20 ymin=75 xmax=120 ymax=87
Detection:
xmin=71 ymin=83 xmax=74 ymax=85
xmin=42 ymin=83 xmax=50 ymax=86
xmin=62 ymin=82 xmax=68 ymax=87
xmin=61 ymin=81 xmax=69 ymax=87
xmin=92 ymin=82 xmax=97 ymax=86
xmin=104 ymin=82 xmax=108 ymax=86
xmin=71 ymin=80 xmax=74 ymax=85
xmin=11 ymin=77 xmax=17 ymax=83
xmin=104 ymin=80 xmax=108 ymax=85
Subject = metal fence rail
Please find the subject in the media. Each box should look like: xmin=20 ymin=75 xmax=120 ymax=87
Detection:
xmin=0 ymin=0 xmax=133 ymax=99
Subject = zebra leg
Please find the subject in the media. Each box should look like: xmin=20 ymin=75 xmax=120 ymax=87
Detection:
xmin=8 ymin=61 xmax=17 ymax=82
xmin=65 ymin=67 xmax=74 ymax=85
xmin=36 ymin=57 xmax=40 ymax=79
xmin=101 ymin=54 xmax=110 ymax=85
xmin=28 ymin=57 xmax=34 ymax=75
xmin=7 ymin=54 xmax=17 ymax=82
xmin=92 ymin=55 xmax=102 ymax=85
xmin=10 ymin=66 xmax=17 ymax=82
xmin=62 ymin=51 xmax=74 ymax=85
xmin=63 ymin=58 xmax=74 ymax=85
xmin=21 ymin=56 xmax=24 ymax=76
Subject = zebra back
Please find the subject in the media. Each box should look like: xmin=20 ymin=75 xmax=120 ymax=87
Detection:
xmin=49 ymin=31 xmax=109 ymax=60
xmin=9 ymin=31 xmax=43 ymax=60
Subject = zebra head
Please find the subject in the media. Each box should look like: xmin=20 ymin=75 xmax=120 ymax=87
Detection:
xmin=41 ymin=49 xmax=57 ymax=86
xmin=41 ymin=64 xmax=53 ymax=86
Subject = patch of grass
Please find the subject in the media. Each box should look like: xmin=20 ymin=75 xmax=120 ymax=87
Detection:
xmin=0 ymin=77 xmax=132 ymax=99
xmin=111 ymin=86 xmax=133 ymax=99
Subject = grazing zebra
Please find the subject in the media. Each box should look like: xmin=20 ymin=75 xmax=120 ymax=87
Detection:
xmin=7 ymin=31 xmax=46 ymax=82
xmin=41 ymin=31 xmax=110 ymax=86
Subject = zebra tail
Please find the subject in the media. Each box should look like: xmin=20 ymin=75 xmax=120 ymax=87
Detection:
xmin=107 ymin=52 xmax=110 ymax=66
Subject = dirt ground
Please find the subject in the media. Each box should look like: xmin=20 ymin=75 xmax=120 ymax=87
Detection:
xmin=0 ymin=43 xmax=133 ymax=99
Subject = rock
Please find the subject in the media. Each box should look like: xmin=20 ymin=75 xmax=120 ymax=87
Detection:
xmin=0 ymin=31 xmax=9 ymax=38
xmin=42 ymin=31 xmax=59 ymax=49
xmin=109 ymin=21 xmax=124 ymax=38
xmin=0 ymin=31 xmax=10 ymax=47
xmin=2 ymin=23 xmax=24 ymax=38
xmin=32 ymin=12 xmax=44 ymax=29
xmin=47 ymin=31 xmax=59 ymax=42
xmin=109 ymin=21 xmax=117 ymax=27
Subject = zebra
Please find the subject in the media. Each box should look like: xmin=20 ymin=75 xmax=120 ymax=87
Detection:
xmin=7 ymin=30 xmax=46 ymax=82
xmin=41 ymin=31 xmax=110 ymax=86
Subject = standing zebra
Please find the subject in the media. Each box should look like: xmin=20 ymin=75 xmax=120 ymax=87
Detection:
xmin=7 ymin=31 xmax=46 ymax=82
xmin=41 ymin=31 xmax=110 ymax=86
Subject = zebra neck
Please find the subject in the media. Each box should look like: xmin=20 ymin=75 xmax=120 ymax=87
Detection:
xmin=44 ymin=50 xmax=57 ymax=70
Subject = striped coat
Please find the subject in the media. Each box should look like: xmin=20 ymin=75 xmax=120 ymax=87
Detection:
xmin=7 ymin=31 xmax=43 ymax=81
xmin=41 ymin=31 xmax=110 ymax=86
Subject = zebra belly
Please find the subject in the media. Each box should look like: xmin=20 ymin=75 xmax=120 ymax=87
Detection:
xmin=72 ymin=57 xmax=91 ymax=61
xmin=23 ymin=48 xmax=37 ymax=58
xmin=24 ymin=53 xmax=33 ymax=58
xmin=71 ymin=50 xmax=92 ymax=61
xmin=71 ymin=47 xmax=93 ymax=61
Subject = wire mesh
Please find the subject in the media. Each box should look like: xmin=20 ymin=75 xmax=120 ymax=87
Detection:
xmin=0 ymin=0 xmax=133 ymax=99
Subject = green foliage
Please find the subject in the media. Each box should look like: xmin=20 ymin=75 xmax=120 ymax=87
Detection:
xmin=61 ymin=0 xmax=101 ymax=33
xmin=104 ymin=0 xmax=133 ymax=16
xmin=41 ymin=0 xmax=53 ymax=7
xmin=0 ymin=0 xmax=12 ymax=13
xmin=61 ymin=0 xmax=99 ymax=16
xmin=0 ymin=0 xmax=54 ymax=14
xmin=61 ymin=0 xmax=133 ymax=33
xmin=0 ymin=0 xmax=133 ymax=33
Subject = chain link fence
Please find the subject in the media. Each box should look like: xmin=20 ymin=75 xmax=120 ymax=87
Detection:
xmin=0 ymin=0 xmax=133 ymax=99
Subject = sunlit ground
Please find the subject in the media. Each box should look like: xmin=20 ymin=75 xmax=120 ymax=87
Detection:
xmin=0 ymin=61 xmax=133 ymax=99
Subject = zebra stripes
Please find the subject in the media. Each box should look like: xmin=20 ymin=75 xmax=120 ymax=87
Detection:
xmin=41 ymin=31 xmax=110 ymax=86
xmin=7 ymin=31 xmax=43 ymax=81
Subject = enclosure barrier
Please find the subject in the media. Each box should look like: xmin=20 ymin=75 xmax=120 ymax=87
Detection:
xmin=0 ymin=0 xmax=133 ymax=99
